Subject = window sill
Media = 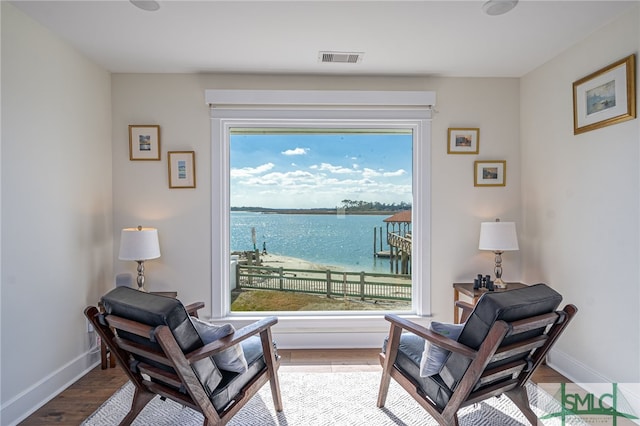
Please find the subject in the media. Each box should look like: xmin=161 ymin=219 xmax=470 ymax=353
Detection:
xmin=216 ymin=313 xmax=432 ymax=348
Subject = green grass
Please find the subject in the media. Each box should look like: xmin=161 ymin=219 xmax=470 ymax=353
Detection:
xmin=230 ymin=289 xmax=409 ymax=311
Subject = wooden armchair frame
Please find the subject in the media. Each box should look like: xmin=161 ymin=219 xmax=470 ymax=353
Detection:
xmin=377 ymin=304 xmax=577 ymax=426
xmin=85 ymin=303 xmax=282 ymax=426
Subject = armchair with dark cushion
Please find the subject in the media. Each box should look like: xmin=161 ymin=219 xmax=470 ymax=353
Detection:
xmin=377 ymin=283 xmax=577 ymax=426
xmin=85 ymin=287 xmax=282 ymax=426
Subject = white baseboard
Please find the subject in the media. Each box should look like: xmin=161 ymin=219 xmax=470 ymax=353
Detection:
xmin=547 ymin=347 xmax=608 ymax=384
xmin=274 ymin=330 xmax=388 ymax=349
xmin=546 ymin=347 xmax=640 ymax=424
xmin=1 ymin=350 xmax=100 ymax=426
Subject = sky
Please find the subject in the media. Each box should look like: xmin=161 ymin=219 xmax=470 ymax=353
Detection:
xmin=230 ymin=132 xmax=413 ymax=209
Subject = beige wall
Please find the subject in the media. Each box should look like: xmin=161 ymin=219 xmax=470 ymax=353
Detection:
xmin=521 ymin=4 xmax=639 ymax=384
xmin=110 ymin=74 xmax=521 ymax=322
xmin=1 ymin=3 xmax=112 ymax=423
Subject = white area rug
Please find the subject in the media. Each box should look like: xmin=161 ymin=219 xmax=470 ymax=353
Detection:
xmin=82 ymin=371 xmax=566 ymax=426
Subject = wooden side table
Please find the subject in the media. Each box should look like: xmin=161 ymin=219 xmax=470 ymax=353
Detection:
xmin=100 ymin=290 xmax=178 ymax=369
xmin=453 ymin=282 xmax=527 ymax=324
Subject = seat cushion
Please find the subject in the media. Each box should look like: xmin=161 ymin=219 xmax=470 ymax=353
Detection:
xmin=100 ymin=287 xmax=223 ymax=395
xmin=383 ymin=333 xmax=453 ymax=409
xmin=210 ymin=335 xmax=268 ymax=412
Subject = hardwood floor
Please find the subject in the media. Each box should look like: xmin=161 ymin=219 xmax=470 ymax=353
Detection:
xmin=19 ymin=348 xmax=569 ymax=425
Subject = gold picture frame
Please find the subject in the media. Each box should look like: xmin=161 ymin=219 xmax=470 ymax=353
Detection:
xmin=474 ymin=160 xmax=506 ymax=187
xmin=168 ymin=151 xmax=196 ymax=189
xmin=573 ymin=54 xmax=636 ymax=135
xmin=448 ymin=128 xmax=479 ymax=154
xmin=129 ymin=125 xmax=161 ymax=160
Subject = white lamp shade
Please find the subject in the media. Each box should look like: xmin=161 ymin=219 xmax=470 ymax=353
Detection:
xmin=478 ymin=221 xmax=519 ymax=251
xmin=119 ymin=227 xmax=161 ymax=261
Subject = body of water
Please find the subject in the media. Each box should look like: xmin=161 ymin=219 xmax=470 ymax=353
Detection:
xmin=231 ymin=212 xmax=397 ymax=273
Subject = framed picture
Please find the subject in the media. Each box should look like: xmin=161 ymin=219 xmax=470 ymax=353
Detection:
xmin=129 ymin=125 xmax=161 ymax=160
xmin=168 ymin=151 xmax=196 ymax=189
xmin=448 ymin=128 xmax=479 ymax=154
xmin=573 ymin=54 xmax=636 ymax=135
xmin=474 ymin=160 xmax=506 ymax=187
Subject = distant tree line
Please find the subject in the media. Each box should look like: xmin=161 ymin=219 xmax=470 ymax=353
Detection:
xmin=231 ymin=200 xmax=411 ymax=214
xmin=231 ymin=206 xmax=336 ymax=214
xmin=340 ymin=200 xmax=411 ymax=212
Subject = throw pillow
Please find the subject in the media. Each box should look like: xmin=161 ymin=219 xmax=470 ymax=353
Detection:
xmin=191 ymin=317 xmax=249 ymax=374
xmin=419 ymin=321 xmax=464 ymax=377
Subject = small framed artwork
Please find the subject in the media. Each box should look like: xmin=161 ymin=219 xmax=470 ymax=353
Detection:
xmin=474 ymin=160 xmax=506 ymax=187
xmin=573 ymin=54 xmax=636 ymax=135
xmin=448 ymin=128 xmax=479 ymax=154
xmin=129 ymin=125 xmax=161 ymax=160
xmin=168 ymin=151 xmax=196 ymax=189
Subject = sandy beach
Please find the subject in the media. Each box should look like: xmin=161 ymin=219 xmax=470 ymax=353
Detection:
xmin=259 ymin=252 xmax=344 ymax=272
xmin=234 ymin=251 xmax=409 ymax=284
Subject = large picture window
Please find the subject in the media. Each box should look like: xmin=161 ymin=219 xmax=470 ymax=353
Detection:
xmin=229 ymin=128 xmax=413 ymax=313
xmin=207 ymin=90 xmax=434 ymax=332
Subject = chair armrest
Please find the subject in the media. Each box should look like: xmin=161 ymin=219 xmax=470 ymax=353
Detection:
xmin=455 ymin=301 xmax=474 ymax=323
xmin=184 ymin=302 xmax=205 ymax=318
xmin=186 ymin=316 xmax=278 ymax=363
xmin=384 ymin=314 xmax=476 ymax=359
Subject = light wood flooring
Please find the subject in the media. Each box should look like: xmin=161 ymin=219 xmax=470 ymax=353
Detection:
xmin=19 ymin=348 xmax=570 ymax=425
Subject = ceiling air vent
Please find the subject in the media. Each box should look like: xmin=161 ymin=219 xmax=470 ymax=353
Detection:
xmin=319 ymin=51 xmax=363 ymax=64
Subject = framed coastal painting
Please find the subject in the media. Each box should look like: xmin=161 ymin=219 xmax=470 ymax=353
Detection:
xmin=168 ymin=151 xmax=196 ymax=189
xmin=129 ymin=125 xmax=161 ymax=160
xmin=573 ymin=54 xmax=636 ymax=135
xmin=474 ymin=160 xmax=506 ymax=187
xmin=448 ymin=128 xmax=479 ymax=154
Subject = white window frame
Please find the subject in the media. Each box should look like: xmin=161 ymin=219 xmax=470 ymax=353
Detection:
xmin=206 ymin=90 xmax=435 ymax=347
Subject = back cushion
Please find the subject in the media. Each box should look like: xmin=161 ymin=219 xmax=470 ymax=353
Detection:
xmin=458 ymin=283 xmax=562 ymax=349
xmin=439 ymin=283 xmax=562 ymax=390
xmin=101 ymin=287 xmax=222 ymax=395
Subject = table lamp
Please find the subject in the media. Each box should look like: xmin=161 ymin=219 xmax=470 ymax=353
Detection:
xmin=478 ymin=218 xmax=518 ymax=289
xmin=118 ymin=226 xmax=161 ymax=291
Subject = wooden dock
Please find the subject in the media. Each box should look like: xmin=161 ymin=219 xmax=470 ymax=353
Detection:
xmin=375 ymin=250 xmax=391 ymax=258
xmin=373 ymin=210 xmax=412 ymax=275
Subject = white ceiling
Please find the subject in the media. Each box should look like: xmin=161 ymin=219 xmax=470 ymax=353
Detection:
xmin=10 ymin=0 xmax=637 ymax=77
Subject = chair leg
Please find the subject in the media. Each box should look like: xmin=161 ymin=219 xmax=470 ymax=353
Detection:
xmin=378 ymin=325 xmax=402 ymax=408
xmin=436 ymin=411 xmax=460 ymax=426
xmin=269 ymin=374 xmax=283 ymax=412
xmin=505 ymin=386 xmax=542 ymax=426
xmin=119 ymin=386 xmax=156 ymax=426
xmin=377 ymin=368 xmax=392 ymax=408
xmin=261 ymin=328 xmax=283 ymax=412
xmin=449 ymin=413 xmax=460 ymax=426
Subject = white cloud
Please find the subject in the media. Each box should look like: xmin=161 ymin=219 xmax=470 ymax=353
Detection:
xmin=230 ymin=162 xmax=275 ymax=177
xmin=240 ymin=170 xmax=316 ymax=187
xmin=231 ymin=163 xmax=411 ymax=208
xmin=361 ymin=168 xmax=381 ymax=178
xmin=282 ymin=147 xmax=309 ymax=156
xmin=383 ymin=169 xmax=407 ymax=177
xmin=314 ymin=162 xmax=356 ymax=174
